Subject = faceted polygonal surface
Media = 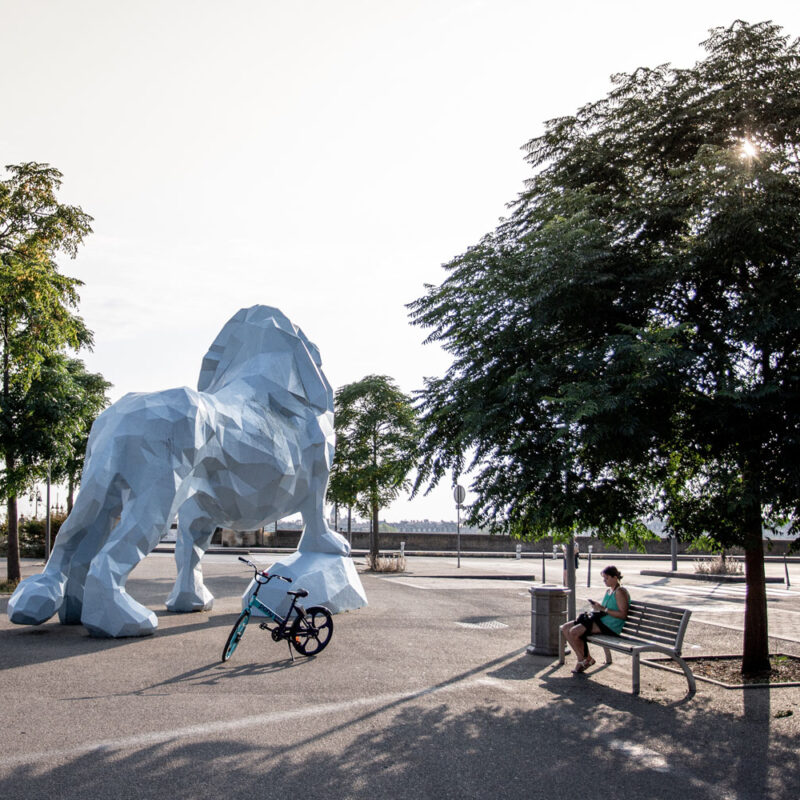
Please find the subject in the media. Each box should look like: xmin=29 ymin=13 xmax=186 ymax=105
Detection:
xmin=7 ymin=305 xmax=367 ymax=637
xmin=243 ymin=551 xmax=368 ymax=619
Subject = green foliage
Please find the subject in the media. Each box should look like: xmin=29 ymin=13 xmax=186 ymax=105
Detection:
xmin=0 ymin=511 xmax=67 ymax=558
xmin=47 ymin=357 xmax=111 ymax=496
xmin=410 ymin=21 xmax=800 ymax=672
xmin=1 ymin=162 xmax=94 ymax=495
xmin=1 ymin=354 xmax=110 ymax=496
xmin=327 ymin=375 xmax=418 ymax=552
xmin=1 ymin=162 xmax=95 ymax=580
xmin=410 ymin=21 xmax=800 ymax=551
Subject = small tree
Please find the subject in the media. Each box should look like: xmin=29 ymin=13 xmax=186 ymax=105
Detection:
xmin=329 ymin=376 xmax=418 ymax=559
xmin=48 ymin=358 xmax=112 ymax=513
xmin=0 ymin=163 xmax=93 ymax=581
xmin=410 ymin=21 xmax=800 ymax=674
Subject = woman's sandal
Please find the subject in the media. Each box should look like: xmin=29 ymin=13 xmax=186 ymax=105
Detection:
xmin=583 ymin=656 xmax=596 ymax=668
xmin=571 ymin=660 xmax=588 ymax=673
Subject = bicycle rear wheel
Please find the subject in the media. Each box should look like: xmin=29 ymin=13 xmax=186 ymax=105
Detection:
xmin=222 ymin=610 xmax=250 ymax=662
xmin=290 ymin=606 xmax=333 ymax=656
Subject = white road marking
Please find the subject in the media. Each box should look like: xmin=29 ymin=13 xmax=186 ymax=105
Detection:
xmin=631 ymin=582 xmax=800 ymax=601
xmin=381 ymin=578 xmax=432 ymax=590
xmin=473 ymin=677 xmax=515 ymax=692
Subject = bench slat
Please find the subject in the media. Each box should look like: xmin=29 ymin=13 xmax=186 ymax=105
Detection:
xmin=627 ymin=621 xmax=682 ymax=638
xmin=628 ymin=601 xmax=685 ymax=618
xmin=626 ymin=619 xmax=682 ymax=631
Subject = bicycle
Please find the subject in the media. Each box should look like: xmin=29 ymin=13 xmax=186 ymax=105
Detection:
xmin=221 ymin=556 xmax=334 ymax=662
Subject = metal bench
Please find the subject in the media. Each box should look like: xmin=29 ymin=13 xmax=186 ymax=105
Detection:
xmin=559 ymin=599 xmax=697 ymax=694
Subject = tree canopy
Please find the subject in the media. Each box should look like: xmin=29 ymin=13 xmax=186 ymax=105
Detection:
xmin=1 ymin=162 xmax=95 ymax=581
xmin=45 ymin=357 xmax=112 ymax=513
xmin=409 ymin=21 xmax=800 ymax=672
xmin=328 ymin=375 xmax=418 ymax=559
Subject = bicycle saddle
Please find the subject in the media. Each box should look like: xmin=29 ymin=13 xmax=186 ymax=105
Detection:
xmin=287 ymin=588 xmax=309 ymax=598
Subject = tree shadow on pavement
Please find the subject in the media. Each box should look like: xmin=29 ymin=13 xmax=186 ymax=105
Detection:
xmin=1 ymin=655 xmax=796 ymax=800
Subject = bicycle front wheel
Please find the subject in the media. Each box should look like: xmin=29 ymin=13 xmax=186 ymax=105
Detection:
xmin=290 ymin=606 xmax=333 ymax=656
xmin=222 ymin=610 xmax=250 ymax=662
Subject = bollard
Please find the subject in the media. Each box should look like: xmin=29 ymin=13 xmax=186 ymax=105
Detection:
xmin=516 ymin=543 xmax=522 ymax=559
xmin=400 ymin=541 xmax=405 ymax=558
xmin=541 ymin=550 xmax=546 ymax=583
xmin=785 ymin=553 xmax=791 ymax=588
xmin=526 ymin=585 xmax=569 ymax=656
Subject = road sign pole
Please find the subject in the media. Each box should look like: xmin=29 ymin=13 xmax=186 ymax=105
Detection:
xmin=453 ymin=485 xmax=466 ymax=569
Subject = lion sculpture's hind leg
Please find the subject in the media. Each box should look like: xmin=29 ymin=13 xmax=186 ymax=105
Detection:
xmin=244 ymin=493 xmax=366 ymax=618
xmin=7 ymin=477 xmax=120 ymax=627
xmin=81 ymin=490 xmax=173 ymax=637
xmin=298 ymin=494 xmax=351 ymax=556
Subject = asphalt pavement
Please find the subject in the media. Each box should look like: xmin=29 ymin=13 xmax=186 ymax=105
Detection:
xmin=1 ymin=553 xmax=799 ymax=800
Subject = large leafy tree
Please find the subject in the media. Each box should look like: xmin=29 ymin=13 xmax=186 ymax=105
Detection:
xmin=1 ymin=163 xmax=93 ymax=582
xmin=409 ymin=21 xmax=800 ymax=674
xmin=328 ymin=376 xmax=418 ymax=559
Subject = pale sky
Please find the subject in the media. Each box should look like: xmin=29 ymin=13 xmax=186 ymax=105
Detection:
xmin=3 ymin=0 xmax=800 ymax=521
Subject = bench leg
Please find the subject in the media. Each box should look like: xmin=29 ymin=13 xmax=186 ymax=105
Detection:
xmin=602 ymin=647 xmax=612 ymax=665
xmin=672 ymin=654 xmax=697 ymax=694
xmin=632 ymin=653 xmax=640 ymax=694
xmin=558 ymin=628 xmax=565 ymax=665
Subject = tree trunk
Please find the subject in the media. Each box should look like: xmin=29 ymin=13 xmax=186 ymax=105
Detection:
xmin=370 ymin=498 xmax=380 ymax=560
xmin=742 ymin=541 xmax=770 ymax=674
xmin=741 ymin=461 xmax=770 ymax=675
xmin=67 ymin=472 xmax=75 ymax=515
xmin=6 ymin=493 xmax=21 ymax=583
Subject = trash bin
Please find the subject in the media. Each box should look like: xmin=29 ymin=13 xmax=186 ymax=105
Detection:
xmin=526 ymin=584 xmax=569 ymax=656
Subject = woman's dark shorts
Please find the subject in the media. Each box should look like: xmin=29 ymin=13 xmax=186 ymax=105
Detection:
xmin=575 ymin=611 xmax=619 ymax=637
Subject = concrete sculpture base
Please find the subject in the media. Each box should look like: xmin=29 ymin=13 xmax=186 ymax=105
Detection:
xmin=8 ymin=305 xmax=368 ymax=637
xmin=243 ymin=551 xmax=367 ymax=619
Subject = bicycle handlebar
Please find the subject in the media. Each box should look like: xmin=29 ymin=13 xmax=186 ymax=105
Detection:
xmin=238 ymin=556 xmax=292 ymax=583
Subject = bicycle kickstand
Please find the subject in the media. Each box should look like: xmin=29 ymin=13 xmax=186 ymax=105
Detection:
xmin=287 ymin=638 xmax=295 ymax=662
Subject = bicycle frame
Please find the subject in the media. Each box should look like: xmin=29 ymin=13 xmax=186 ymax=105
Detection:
xmin=247 ymin=574 xmax=305 ymax=629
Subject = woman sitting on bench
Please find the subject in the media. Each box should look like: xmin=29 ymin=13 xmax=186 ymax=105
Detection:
xmin=561 ymin=565 xmax=629 ymax=673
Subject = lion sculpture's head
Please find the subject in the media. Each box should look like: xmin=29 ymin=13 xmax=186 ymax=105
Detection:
xmin=197 ymin=305 xmax=333 ymax=415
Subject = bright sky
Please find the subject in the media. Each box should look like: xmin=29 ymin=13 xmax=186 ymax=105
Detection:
xmin=3 ymin=0 xmax=800 ymax=521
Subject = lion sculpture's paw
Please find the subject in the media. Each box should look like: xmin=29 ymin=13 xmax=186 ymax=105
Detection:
xmin=7 ymin=574 xmax=66 ymax=626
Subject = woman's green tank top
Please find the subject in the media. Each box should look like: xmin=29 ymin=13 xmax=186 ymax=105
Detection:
xmin=601 ymin=588 xmax=626 ymax=634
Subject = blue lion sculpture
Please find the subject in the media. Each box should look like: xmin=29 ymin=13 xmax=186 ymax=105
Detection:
xmin=8 ymin=305 xmax=366 ymax=637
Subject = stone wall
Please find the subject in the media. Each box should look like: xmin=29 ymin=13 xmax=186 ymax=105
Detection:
xmin=226 ymin=529 xmax=795 ymax=556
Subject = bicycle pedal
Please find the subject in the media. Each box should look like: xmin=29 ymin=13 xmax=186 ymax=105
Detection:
xmin=259 ymin=622 xmax=270 ymax=630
